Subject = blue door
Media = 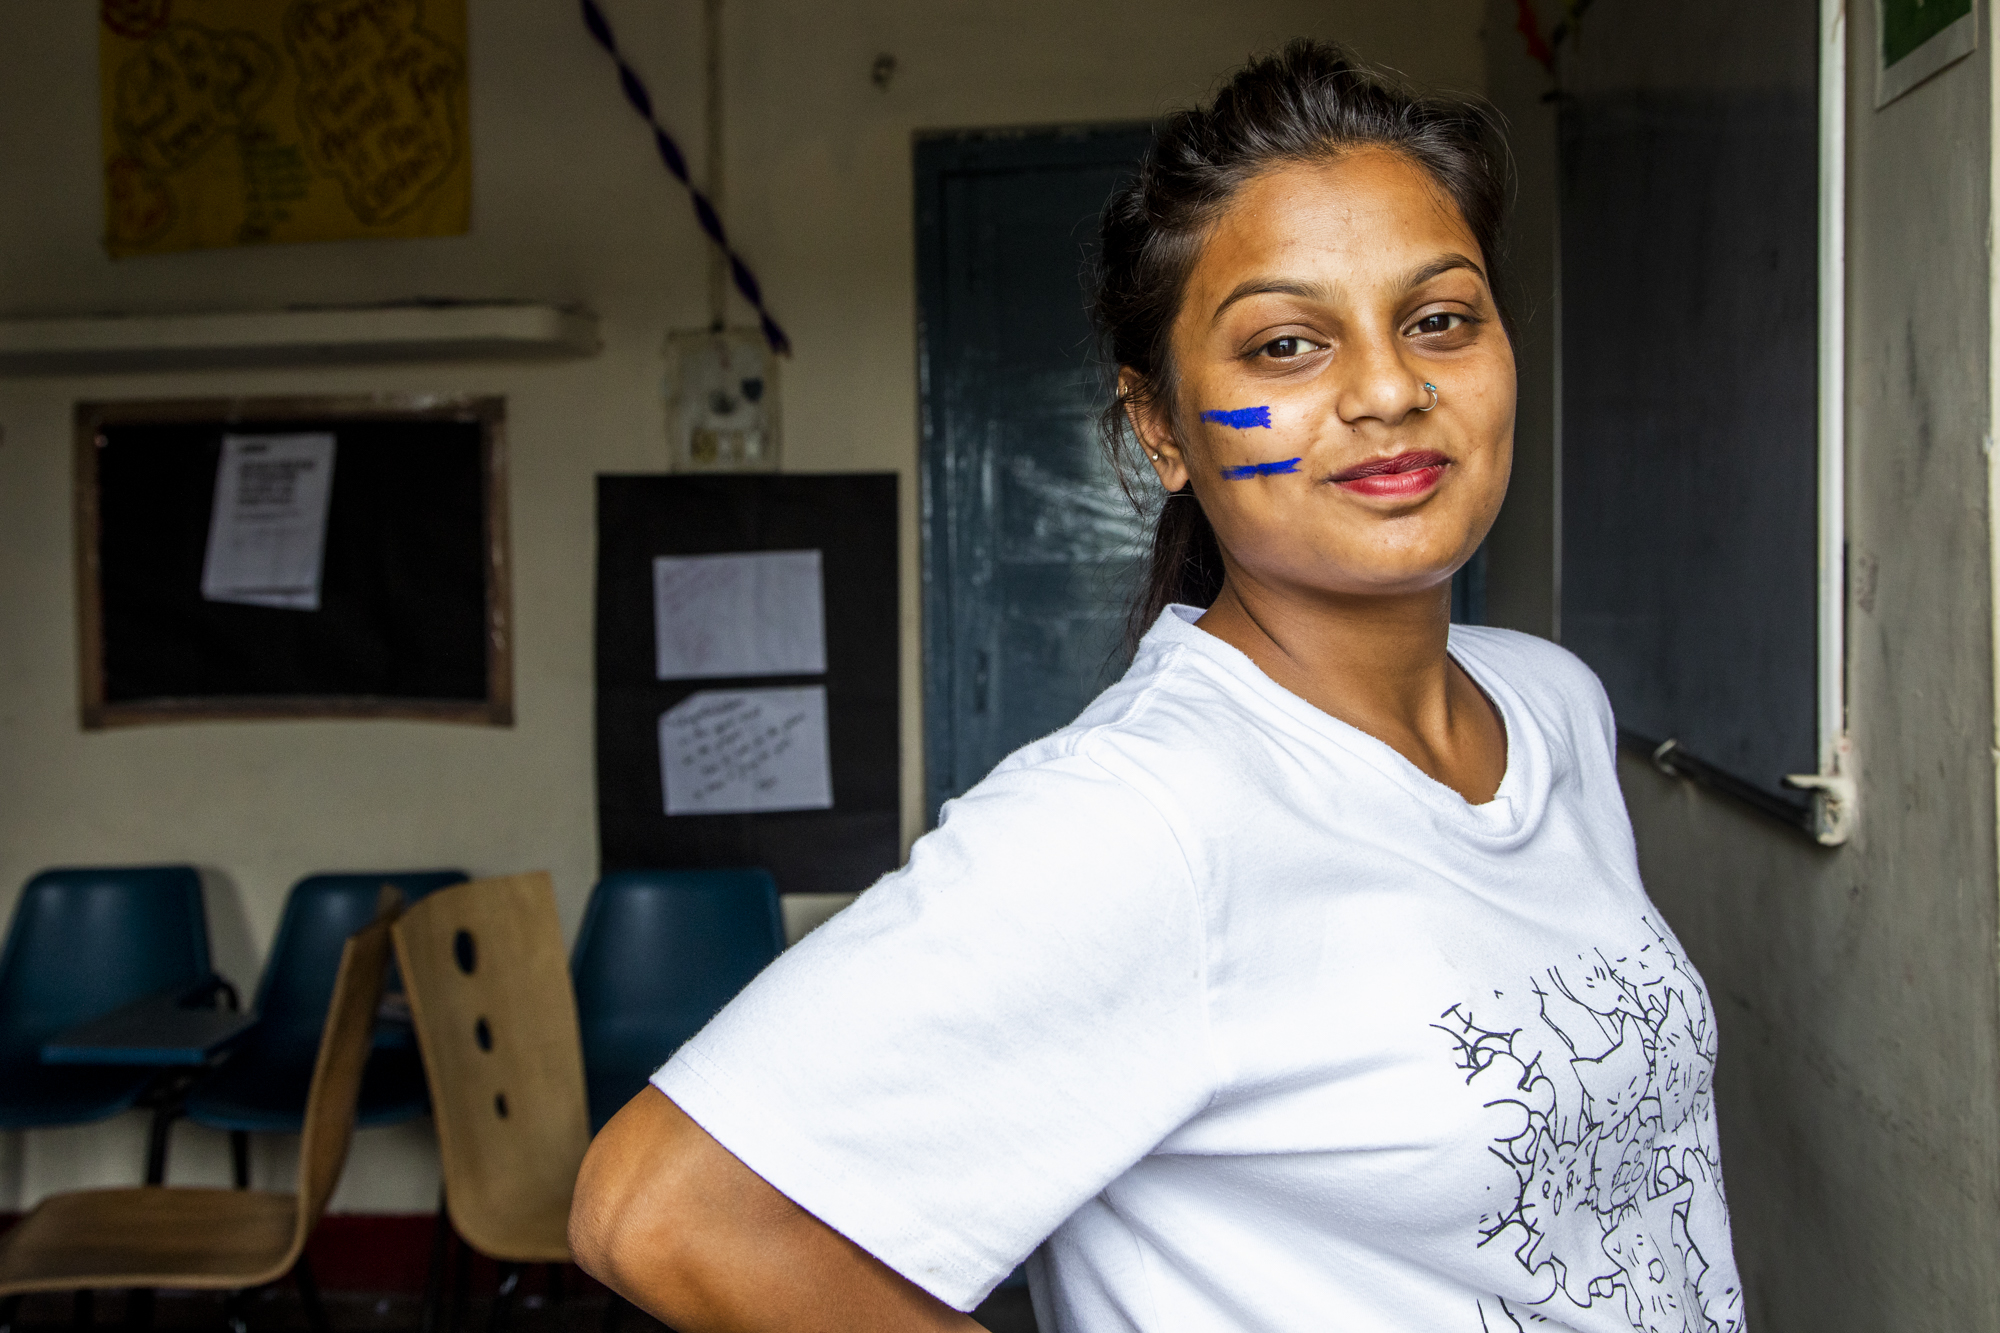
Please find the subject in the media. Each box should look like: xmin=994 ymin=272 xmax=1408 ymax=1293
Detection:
xmin=916 ymin=127 xmax=1155 ymax=821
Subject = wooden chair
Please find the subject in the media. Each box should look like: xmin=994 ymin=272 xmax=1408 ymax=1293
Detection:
xmin=0 ymin=895 xmax=398 ymax=1333
xmin=392 ymin=873 xmax=590 ymax=1333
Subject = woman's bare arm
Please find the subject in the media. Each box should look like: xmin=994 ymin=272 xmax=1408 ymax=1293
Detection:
xmin=569 ymin=1087 xmax=986 ymax=1333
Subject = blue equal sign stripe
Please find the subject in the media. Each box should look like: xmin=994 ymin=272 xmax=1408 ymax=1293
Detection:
xmin=1200 ymin=406 xmax=1273 ymax=429
xmin=1220 ymin=458 xmax=1302 ymax=480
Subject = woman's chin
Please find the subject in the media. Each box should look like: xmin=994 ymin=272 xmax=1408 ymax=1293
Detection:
xmin=1244 ymin=565 xmax=1468 ymax=605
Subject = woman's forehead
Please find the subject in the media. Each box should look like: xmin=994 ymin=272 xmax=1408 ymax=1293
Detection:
xmin=1190 ymin=152 xmax=1482 ymax=301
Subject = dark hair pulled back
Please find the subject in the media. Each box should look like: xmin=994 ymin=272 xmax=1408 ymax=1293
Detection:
xmin=1095 ymin=40 xmax=1510 ymax=647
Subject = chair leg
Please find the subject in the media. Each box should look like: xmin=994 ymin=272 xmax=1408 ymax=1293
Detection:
xmin=221 ymin=1288 xmax=248 ymax=1333
xmin=120 ymin=1288 xmax=151 ymax=1332
xmin=143 ymin=1107 xmax=178 ymax=1186
xmin=229 ymin=1132 xmax=251 ymax=1190
xmin=73 ymin=1289 xmax=93 ymax=1329
xmin=420 ymin=1197 xmax=452 ymax=1333
xmin=293 ymin=1256 xmax=329 ymax=1333
xmin=488 ymin=1264 xmax=520 ymax=1333
xmin=450 ymin=1229 xmax=471 ymax=1333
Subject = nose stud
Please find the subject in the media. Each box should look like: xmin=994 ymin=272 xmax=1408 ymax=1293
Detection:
xmin=1417 ymin=382 xmax=1438 ymax=413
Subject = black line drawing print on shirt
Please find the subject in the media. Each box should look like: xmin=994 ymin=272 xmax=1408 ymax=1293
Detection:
xmin=1436 ymin=917 xmax=1744 ymax=1333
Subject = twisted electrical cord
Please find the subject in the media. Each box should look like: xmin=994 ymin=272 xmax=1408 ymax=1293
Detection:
xmin=580 ymin=0 xmax=793 ymax=355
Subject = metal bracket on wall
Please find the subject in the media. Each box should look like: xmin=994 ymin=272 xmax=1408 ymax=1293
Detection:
xmin=1627 ymin=730 xmax=1852 ymax=846
xmin=1785 ymin=733 xmax=1858 ymax=846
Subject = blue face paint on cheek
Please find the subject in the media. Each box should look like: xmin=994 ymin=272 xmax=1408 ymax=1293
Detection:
xmin=1220 ymin=458 xmax=1302 ymax=480
xmin=1203 ymin=405 xmax=1291 ymax=478
xmin=1200 ymin=406 xmax=1273 ymax=429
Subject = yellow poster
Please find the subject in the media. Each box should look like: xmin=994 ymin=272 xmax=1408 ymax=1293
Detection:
xmin=99 ymin=0 xmax=470 ymax=257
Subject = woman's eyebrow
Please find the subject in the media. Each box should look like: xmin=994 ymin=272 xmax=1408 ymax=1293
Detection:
xmin=1209 ymin=277 xmax=1334 ymax=326
xmin=1401 ymin=253 xmax=1487 ymax=291
xmin=1209 ymin=256 xmax=1485 ymax=327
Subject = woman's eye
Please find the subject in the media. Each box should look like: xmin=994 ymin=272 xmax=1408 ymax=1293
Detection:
xmin=1257 ymin=335 xmax=1318 ymax=360
xmin=1410 ymin=312 xmax=1468 ymax=336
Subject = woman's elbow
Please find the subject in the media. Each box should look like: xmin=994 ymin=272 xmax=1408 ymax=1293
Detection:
xmin=567 ymin=1089 xmax=696 ymax=1293
xmin=568 ymin=1127 xmax=635 ymax=1283
xmin=566 ymin=1146 xmax=623 ymax=1283
xmin=567 ymin=1088 xmax=978 ymax=1333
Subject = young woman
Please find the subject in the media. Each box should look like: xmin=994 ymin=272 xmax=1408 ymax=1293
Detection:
xmin=570 ymin=42 xmax=1743 ymax=1333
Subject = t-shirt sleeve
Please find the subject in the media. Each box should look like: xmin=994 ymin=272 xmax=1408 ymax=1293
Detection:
xmin=649 ymin=751 xmax=1215 ymax=1311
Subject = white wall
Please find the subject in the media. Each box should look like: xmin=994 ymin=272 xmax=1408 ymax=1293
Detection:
xmin=0 ymin=0 xmax=1484 ymax=1211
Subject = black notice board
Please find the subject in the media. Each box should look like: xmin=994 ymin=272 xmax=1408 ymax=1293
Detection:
xmin=76 ymin=396 xmax=510 ymax=728
xmin=1558 ymin=0 xmax=1820 ymax=823
xmin=595 ymin=474 xmax=900 ymax=895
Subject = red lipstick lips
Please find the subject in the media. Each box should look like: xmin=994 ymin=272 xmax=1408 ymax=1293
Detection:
xmin=1329 ymin=450 xmax=1450 ymax=498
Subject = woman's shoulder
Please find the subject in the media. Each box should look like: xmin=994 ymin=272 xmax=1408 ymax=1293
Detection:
xmin=1449 ymin=626 xmax=1607 ymax=703
xmin=1448 ymin=625 xmax=1617 ymax=761
xmin=920 ymin=716 xmax=1204 ymax=929
xmin=985 ymin=632 xmax=1251 ymax=785
xmin=961 ymin=631 xmax=1340 ymax=877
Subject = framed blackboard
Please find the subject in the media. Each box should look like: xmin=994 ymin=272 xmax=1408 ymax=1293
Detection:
xmin=595 ymin=474 xmax=900 ymax=896
xmin=1556 ymin=0 xmax=1847 ymax=840
xmin=75 ymin=395 xmax=511 ymax=728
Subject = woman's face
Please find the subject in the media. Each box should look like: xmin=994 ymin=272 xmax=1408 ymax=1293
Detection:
xmin=1135 ymin=148 xmax=1515 ymax=603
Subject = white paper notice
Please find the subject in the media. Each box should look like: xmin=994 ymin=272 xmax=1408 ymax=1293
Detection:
xmin=654 ymin=550 xmax=826 ymax=680
xmin=200 ymin=433 xmax=337 ymax=611
xmin=659 ymin=686 xmax=833 ymax=815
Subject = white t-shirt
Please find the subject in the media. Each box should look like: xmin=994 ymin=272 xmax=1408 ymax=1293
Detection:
xmin=653 ymin=606 xmax=1744 ymax=1333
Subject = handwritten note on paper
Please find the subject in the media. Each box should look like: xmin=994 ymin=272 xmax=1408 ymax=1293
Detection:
xmin=659 ymin=687 xmax=834 ymax=816
xmin=201 ymin=433 xmax=337 ymax=611
xmin=654 ymin=551 xmax=827 ymax=680
xmin=99 ymin=0 xmax=469 ymax=257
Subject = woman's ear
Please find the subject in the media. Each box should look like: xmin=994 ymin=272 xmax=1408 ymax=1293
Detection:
xmin=1120 ymin=369 xmax=1191 ymax=493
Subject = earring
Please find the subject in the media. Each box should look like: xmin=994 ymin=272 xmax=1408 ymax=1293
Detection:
xmin=1150 ymin=452 xmax=1161 ymax=461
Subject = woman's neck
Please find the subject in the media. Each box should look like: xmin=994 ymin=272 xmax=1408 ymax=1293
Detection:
xmin=1194 ymin=573 xmax=1507 ymax=803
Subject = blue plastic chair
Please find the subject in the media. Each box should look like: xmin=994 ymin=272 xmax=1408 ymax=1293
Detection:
xmin=0 ymin=866 xmax=213 ymax=1131
xmin=570 ymin=869 xmax=785 ymax=1131
xmin=184 ymin=871 xmax=466 ymax=1184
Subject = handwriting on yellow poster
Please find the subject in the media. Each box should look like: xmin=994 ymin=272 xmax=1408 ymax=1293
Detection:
xmin=99 ymin=0 xmax=470 ymax=257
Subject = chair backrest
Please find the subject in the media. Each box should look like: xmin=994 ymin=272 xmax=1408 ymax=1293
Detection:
xmin=256 ymin=872 xmax=468 ymax=1040
xmin=291 ymin=892 xmax=399 ymax=1254
xmin=393 ymin=872 xmax=588 ymax=1263
xmin=0 ymin=866 xmax=210 ymax=1057
xmin=571 ymin=867 xmax=783 ymax=1071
